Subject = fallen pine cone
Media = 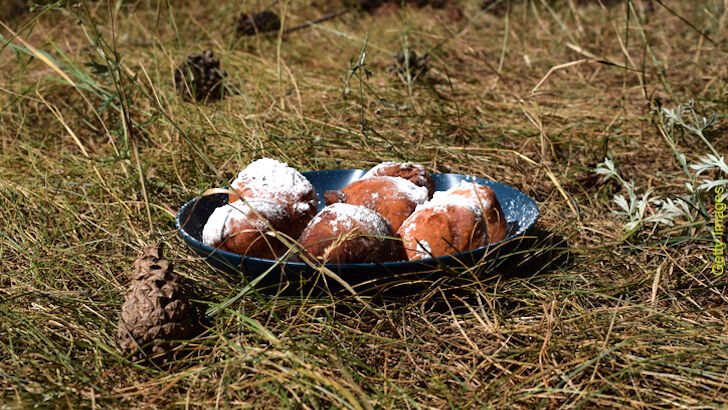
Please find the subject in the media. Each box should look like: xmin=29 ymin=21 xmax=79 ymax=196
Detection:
xmin=410 ymin=0 xmax=447 ymax=8
xmin=388 ymin=50 xmax=430 ymax=84
xmin=1 ymin=0 xmax=27 ymax=22
xmin=116 ymin=243 xmax=198 ymax=363
xmin=236 ymin=10 xmax=282 ymax=36
xmin=173 ymin=50 xmax=225 ymax=102
xmin=353 ymin=0 xmax=446 ymax=12
xmin=480 ymin=0 xmax=511 ymax=16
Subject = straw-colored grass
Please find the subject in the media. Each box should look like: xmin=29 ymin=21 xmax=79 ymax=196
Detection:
xmin=1 ymin=0 xmax=727 ymax=407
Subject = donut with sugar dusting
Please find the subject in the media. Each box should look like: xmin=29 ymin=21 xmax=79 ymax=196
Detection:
xmin=362 ymin=161 xmax=435 ymax=198
xmin=397 ymin=202 xmax=488 ymax=261
xmin=202 ymin=199 xmax=293 ymax=259
xmin=323 ymin=176 xmax=428 ymax=232
xmin=297 ymin=203 xmax=402 ymax=264
xmin=229 ymin=158 xmax=318 ymax=237
xmin=430 ymin=182 xmax=507 ymax=243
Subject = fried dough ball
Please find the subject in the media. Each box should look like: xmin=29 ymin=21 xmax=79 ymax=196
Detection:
xmin=397 ymin=203 xmax=488 ymax=261
xmin=323 ymin=176 xmax=428 ymax=231
xmin=431 ymin=182 xmax=507 ymax=243
xmin=229 ymin=158 xmax=318 ymax=237
xmin=202 ymin=199 xmax=292 ymax=259
xmin=297 ymin=203 xmax=401 ymax=264
xmin=362 ymin=161 xmax=435 ymax=198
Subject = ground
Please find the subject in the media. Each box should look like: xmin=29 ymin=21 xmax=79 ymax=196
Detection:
xmin=1 ymin=0 xmax=727 ymax=408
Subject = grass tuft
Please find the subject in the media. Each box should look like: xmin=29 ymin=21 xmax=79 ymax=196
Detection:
xmin=1 ymin=0 xmax=727 ymax=407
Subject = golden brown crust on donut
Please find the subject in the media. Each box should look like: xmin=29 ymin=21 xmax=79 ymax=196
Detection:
xmin=229 ymin=185 xmax=317 ymax=237
xmin=218 ymin=218 xmax=286 ymax=259
xmin=444 ymin=184 xmax=507 ymax=243
xmin=203 ymin=200 xmax=293 ymax=259
xmin=297 ymin=204 xmax=400 ymax=264
xmin=397 ymin=204 xmax=488 ymax=261
xmin=323 ymin=190 xmax=346 ymax=205
xmin=227 ymin=158 xmax=318 ymax=238
xmin=364 ymin=162 xmax=435 ymax=198
xmin=326 ymin=176 xmax=427 ymax=231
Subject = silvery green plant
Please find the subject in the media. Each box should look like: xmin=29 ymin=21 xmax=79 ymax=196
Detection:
xmin=595 ymin=100 xmax=724 ymax=236
xmin=661 ymin=100 xmax=725 ymax=198
xmin=662 ymin=99 xmax=719 ymax=158
xmin=688 ymin=154 xmax=728 ymax=195
xmin=596 ymin=158 xmax=693 ymax=234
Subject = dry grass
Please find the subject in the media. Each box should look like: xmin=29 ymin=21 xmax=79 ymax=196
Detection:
xmin=1 ymin=0 xmax=727 ymax=407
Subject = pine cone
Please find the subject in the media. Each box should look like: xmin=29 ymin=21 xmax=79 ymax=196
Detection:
xmin=352 ymin=0 xmax=445 ymax=12
xmin=480 ymin=0 xmax=512 ymax=16
xmin=409 ymin=0 xmax=447 ymax=8
xmin=116 ymin=243 xmax=198 ymax=362
xmin=173 ymin=51 xmax=225 ymax=102
xmin=236 ymin=10 xmax=282 ymax=36
xmin=388 ymin=50 xmax=430 ymax=84
xmin=356 ymin=0 xmax=385 ymax=12
xmin=1 ymin=0 xmax=26 ymax=22
xmin=128 ymin=243 xmax=170 ymax=281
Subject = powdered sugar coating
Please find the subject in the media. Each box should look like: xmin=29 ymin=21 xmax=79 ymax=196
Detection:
xmin=420 ymin=181 xmax=491 ymax=214
xmin=307 ymin=203 xmax=392 ymax=238
xmin=231 ymin=158 xmax=317 ymax=215
xmin=230 ymin=158 xmax=318 ymax=236
xmin=326 ymin=176 xmax=428 ymax=232
xmin=379 ymin=176 xmax=428 ymax=205
xmin=298 ymin=203 xmax=399 ymax=263
xmin=415 ymin=181 xmax=508 ymax=244
xmin=202 ymin=199 xmax=288 ymax=246
xmin=397 ymin=202 xmax=488 ymax=261
xmin=362 ymin=162 xmax=433 ymax=197
xmin=398 ymin=207 xmax=427 ymax=239
xmin=415 ymin=195 xmax=483 ymax=218
xmin=362 ymin=161 xmax=426 ymax=179
xmin=414 ymin=239 xmax=431 ymax=259
xmin=501 ymin=197 xmax=535 ymax=232
xmin=232 ymin=158 xmax=312 ymax=196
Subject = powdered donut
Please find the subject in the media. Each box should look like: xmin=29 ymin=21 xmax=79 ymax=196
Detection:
xmin=323 ymin=176 xmax=428 ymax=231
xmin=429 ymin=181 xmax=507 ymax=243
xmin=297 ymin=203 xmax=401 ymax=264
xmin=362 ymin=161 xmax=435 ymax=198
xmin=229 ymin=158 xmax=318 ymax=237
xmin=397 ymin=203 xmax=488 ymax=261
xmin=432 ymin=181 xmax=507 ymax=243
xmin=202 ymin=199 xmax=292 ymax=259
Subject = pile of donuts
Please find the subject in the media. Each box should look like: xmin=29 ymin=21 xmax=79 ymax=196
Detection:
xmin=201 ymin=158 xmax=507 ymax=264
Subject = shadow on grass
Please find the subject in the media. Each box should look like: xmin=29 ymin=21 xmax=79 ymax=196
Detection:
xmin=362 ymin=225 xmax=572 ymax=309
xmin=199 ymin=224 xmax=571 ymax=315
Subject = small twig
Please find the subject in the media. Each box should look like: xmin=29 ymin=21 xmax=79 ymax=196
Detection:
xmin=263 ymin=9 xmax=349 ymax=37
xmin=125 ymin=9 xmax=349 ymax=47
xmin=652 ymin=0 xmax=724 ymax=50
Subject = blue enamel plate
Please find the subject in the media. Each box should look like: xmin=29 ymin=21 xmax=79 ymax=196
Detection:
xmin=176 ymin=170 xmax=539 ymax=294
